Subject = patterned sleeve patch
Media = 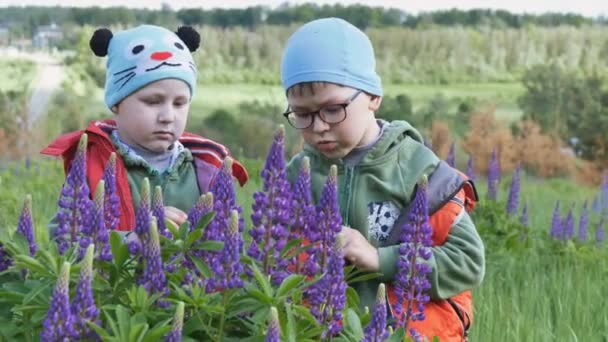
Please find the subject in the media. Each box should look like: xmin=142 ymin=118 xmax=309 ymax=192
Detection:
xmin=367 ymin=201 xmax=401 ymax=243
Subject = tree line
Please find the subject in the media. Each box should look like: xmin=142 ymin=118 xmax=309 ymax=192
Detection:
xmin=1 ymin=4 xmax=606 ymax=38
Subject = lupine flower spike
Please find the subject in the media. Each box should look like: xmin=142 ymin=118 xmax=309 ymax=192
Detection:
xmin=140 ymin=216 xmax=169 ymax=306
xmin=578 ymin=200 xmax=589 ymax=242
xmin=363 ymin=283 xmax=389 ymax=342
xmin=266 ymin=307 xmax=280 ymax=342
xmin=445 ymin=142 xmax=455 ymax=167
xmin=71 ymin=244 xmax=99 ymax=338
xmin=487 ymin=148 xmax=500 ymax=201
xmin=187 ymin=192 xmax=214 ymax=232
xmin=152 ymin=186 xmax=170 ymax=238
xmin=102 ymin=152 xmax=120 ymax=231
xmin=55 ymin=134 xmax=92 ymax=254
xmin=394 ymin=175 xmax=433 ymax=330
xmin=248 ymin=125 xmax=291 ymax=285
xmin=17 ymin=194 xmax=36 ymax=256
xmin=80 ymin=181 xmax=112 ymax=261
xmin=550 ymin=201 xmax=561 ymax=239
xmin=466 ymin=154 xmax=475 ymax=181
xmin=165 ymin=302 xmax=185 ymax=342
xmin=506 ymin=164 xmax=521 ymax=216
xmin=41 ymin=262 xmax=77 ymax=341
xmin=520 ymin=203 xmax=529 ymax=227
xmin=596 ymin=220 xmax=605 ymax=246
xmin=563 ymin=207 xmax=575 ymax=240
xmin=130 ymin=178 xmax=151 ymax=255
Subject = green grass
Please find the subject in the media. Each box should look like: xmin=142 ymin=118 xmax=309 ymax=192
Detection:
xmin=188 ymin=82 xmax=525 ymax=122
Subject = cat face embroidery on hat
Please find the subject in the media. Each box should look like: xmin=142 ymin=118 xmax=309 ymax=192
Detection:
xmin=90 ymin=25 xmax=201 ymax=108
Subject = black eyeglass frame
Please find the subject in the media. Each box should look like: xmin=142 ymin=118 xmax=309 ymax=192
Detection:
xmin=282 ymin=90 xmax=363 ymax=129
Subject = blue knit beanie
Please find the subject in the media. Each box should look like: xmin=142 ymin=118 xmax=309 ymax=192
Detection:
xmin=281 ymin=18 xmax=382 ymax=96
xmin=89 ymin=25 xmax=201 ymax=108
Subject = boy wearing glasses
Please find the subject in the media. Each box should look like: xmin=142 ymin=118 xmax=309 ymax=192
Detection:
xmin=281 ymin=18 xmax=485 ymax=341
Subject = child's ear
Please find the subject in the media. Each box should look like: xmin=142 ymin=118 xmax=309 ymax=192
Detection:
xmin=368 ymin=95 xmax=382 ymax=112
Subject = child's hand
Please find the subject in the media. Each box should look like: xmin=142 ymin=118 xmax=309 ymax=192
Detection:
xmin=164 ymin=206 xmax=188 ymax=227
xmin=340 ymin=226 xmax=379 ymax=272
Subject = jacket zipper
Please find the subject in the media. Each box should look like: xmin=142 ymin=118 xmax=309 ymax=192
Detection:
xmin=342 ymin=165 xmax=355 ymax=227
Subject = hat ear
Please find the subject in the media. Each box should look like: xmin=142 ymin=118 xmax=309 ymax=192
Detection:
xmin=90 ymin=28 xmax=113 ymax=57
xmin=175 ymin=26 xmax=201 ymax=52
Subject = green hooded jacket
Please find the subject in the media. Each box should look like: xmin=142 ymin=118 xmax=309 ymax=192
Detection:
xmin=286 ymin=120 xmax=485 ymax=311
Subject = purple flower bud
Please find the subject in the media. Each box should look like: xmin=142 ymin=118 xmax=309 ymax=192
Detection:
xmin=80 ymin=181 xmax=112 ymax=261
xmin=363 ymin=283 xmax=389 ymax=342
xmin=152 ymin=186 xmax=170 ymax=238
xmin=596 ymin=220 xmax=605 ymax=246
xmin=140 ymin=217 xmax=168 ymax=304
xmin=445 ymin=142 xmax=455 ymax=167
xmin=165 ymin=302 xmax=184 ymax=342
xmin=265 ymin=307 xmax=280 ymax=342
xmin=506 ymin=164 xmax=521 ymax=216
xmin=550 ymin=201 xmax=561 ymax=240
xmin=0 ymin=242 xmax=12 ymax=272
xmin=103 ymin=153 xmax=120 ymax=231
xmin=592 ymin=195 xmax=600 ymax=214
xmin=247 ymin=126 xmax=291 ymax=285
xmin=578 ymin=201 xmax=589 ymax=242
xmin=17 ymin=195 xmax=36 ymax=256
xmin=71 ymin=244 xmax=99 ymax=339
xmin=563 ymin=207 xmax=575 ymax=240
xmin=466 ymin=154 xmax=475 ymax=181
xmin=487 ymin=148 xmax=500 ymax=201
xmin=187 ymin=192 xmax=214 ymax=232
xmin=55 ymin=134 xmax=93 ymax=254
xmin=41 ymin=262 xmax=78 ymax=341
xmin=394 ymin=176 xmax=433 ymax=329
xmin=135 ymin=178 xmax=151 ymax=238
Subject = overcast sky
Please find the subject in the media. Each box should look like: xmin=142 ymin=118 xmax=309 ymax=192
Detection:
xmin=1 ymin=0 xmax=607 ymax=17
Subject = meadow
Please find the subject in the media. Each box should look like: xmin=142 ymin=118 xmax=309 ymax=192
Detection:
xmin=1 ymin=26 xmax=607 ymax=339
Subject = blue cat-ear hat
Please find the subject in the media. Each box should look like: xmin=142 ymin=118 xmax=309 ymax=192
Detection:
xmin=90 ymin=25 xmax=201 ymax=109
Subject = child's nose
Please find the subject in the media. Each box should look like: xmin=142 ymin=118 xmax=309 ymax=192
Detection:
xmin=151 ymin=51 xmax=173 ymax=61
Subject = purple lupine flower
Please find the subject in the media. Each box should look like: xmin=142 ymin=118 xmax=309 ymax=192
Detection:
xmin=562 ymin=207 xmax=575 ymax=240
xmin=165 ymin=302 xmax=184 ymax=342
xmin=266 ymin=307 xmax=280 ymax=342
xmin=41 ymin=262 xmax=78 ymax=341
xmin=130 ymin=178 xmax=152 ymax=255
xmin=102 ymin=152 xmax=120 ymax=231
xmin=55 ymin=134 xmax=93 ymax=254
xmin=187 ymin=192 xmax=214 ymax=232
xmin=247 ymin=126 xmax=291 ymax=285
xmin=0 ymin=242 xmax=12 ymax=272
xmin=363 ymin=283 xmax=389 ymax=342
xmin=313 ymin=165 xmax=342 ymax=269
xmin=25 ymin=156 xmax=31 ymax=170
xmin=207 ymin=210 xmax=244 ymax=292
xmin=578 ymin=201 xmax=589 ymax=242
xmin=288 ymin=157 xmax=317 ymax=274
xmin=445 ymin=142 xmax=455 ymax=167
xmin=487 ymin=148 xmax=500 ymax=201
xmin=520 ymin=203 xmax=529 ymax=227
xmin=71 ymin=244 xmax=99 ymax=339
xmin=466 ymin=154 xmax=475 ymax=182
xmin=203 ymin=157 xmax=244 ymax=290
xmin=592 ymin=195 xmax=600 ymax=214
xmin=140 ymin=216 xmax=169 ymax=306
xmin=17 ymin=194 xmax=36 ymax=256
xmin=80 ymin=181 xmax=112 ymax=261
xmin=601 ymin=172 xmax=608 ymax=211
xmin=550 ymin=201 xmax=561 ymax=239
xmin=309 ymin=236 xmax=347 ymax=338
xmin=152 ymin=186 xmax=170 ymax=238
xmin=394 ymin=176 xmax=433 ymax=329
xmin=596 ymin=220 xmax=605 ymax=246
xmin=506 ymin=164 xmax=521 ymax=216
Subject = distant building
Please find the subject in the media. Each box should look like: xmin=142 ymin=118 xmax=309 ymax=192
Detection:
xmin=32 ymin=23 xmax=63 ymax=49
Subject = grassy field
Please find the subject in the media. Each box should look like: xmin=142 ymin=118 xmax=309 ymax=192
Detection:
xmin=191 ymin=82 xmax=524 ymax=122
xmin=0 ymin=59 xmax=37 ymax=93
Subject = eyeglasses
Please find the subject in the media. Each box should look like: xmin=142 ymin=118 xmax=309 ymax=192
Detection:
xmin=283 ymin=90 xmax=363 ymax=129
